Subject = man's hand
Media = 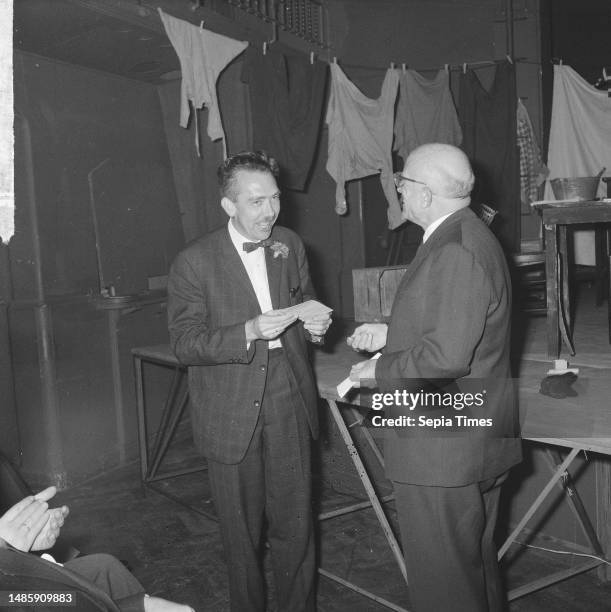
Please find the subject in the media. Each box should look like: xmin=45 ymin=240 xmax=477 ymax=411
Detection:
xmin=347 ymin=323 xmax=388 ymax=352
xmin=303 ymin=312 xmax=332 ymax=338
xmin=245 ymin=309 xmax=298 ymax=343
xmin=31 ymin=503 xmax=69 ymax=552
xmin=349 ymin=358 xmax=378 ymax=388
xmin=143 ymin=595 xmax=195 ymax=612
xmin=0 ymin=487 xmax=68 ymax=552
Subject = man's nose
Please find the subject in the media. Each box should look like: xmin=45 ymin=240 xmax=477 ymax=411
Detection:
xmin=261 ymin=198 xmax=276 ymax=217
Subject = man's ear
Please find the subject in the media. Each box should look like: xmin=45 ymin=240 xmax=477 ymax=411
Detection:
xmin=421 ymin=186 xmax=432 ymax=209
xmin=221 ymin=197 xmax=236 ymax=217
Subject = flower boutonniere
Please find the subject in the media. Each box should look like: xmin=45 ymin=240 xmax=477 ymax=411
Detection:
xmin=270 ymin=241 xmax=290 ymax=259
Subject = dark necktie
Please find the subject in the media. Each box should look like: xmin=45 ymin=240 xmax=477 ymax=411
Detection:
xmin=243 ymin=238 xmax=273 ymax=253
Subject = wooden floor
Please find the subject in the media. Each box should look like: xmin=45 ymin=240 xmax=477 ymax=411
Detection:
xmin=53 ymin=284 xmax=611 ymax=611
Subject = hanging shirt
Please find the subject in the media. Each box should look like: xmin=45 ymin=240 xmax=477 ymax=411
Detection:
xmin=325 ymin=65 xmax=402 ymax=228
xmin=242 ymin=47 xmax=328 ymax=191
xmin=394 ymin=69 xmax=462 ymax=164
xmin=459 ymin=61 xmax=520 ymax=252
xmin=158 ymin=9 xmax=248 ymax=157
xmin=516 ymin=98 xmax=547 ymax=209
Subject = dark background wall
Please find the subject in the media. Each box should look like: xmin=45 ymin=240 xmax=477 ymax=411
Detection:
xmin=2 ymin=52 xmax=183 ymax=484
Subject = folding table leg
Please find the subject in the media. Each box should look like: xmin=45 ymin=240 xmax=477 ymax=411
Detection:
xmin=541 ymin=448 xmax=605 ymax=557
xmin=148 ymin=388 xmax=189 ymax=480
xmin=147 ymin=366 xmax=184 ymax=479
xmin=347 ymin=406 xmax=385 ymax=468
xmin=498 ymin=447 xmax=580 ymax=559
xmin=500 ymin=446 xmax=607 ymax=601
xmin=134 ymin=355 xmax=148 ymax=482
xmin=326 ymin=399 xmax=407 ymax=583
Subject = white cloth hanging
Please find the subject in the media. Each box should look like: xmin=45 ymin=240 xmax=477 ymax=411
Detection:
xmin=159 ymin=9 xmax=248 ymax=157
xmin=545 ymin=65 xmax=611 ymax=264
xmin=0 ymin=196 xmax=13 ymax=245
xmin=546 ymin=65 xmax=611 ymax=195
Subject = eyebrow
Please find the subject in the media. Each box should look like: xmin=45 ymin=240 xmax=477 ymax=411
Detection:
xmin=249 ymin=191 xmax=281 ymax=200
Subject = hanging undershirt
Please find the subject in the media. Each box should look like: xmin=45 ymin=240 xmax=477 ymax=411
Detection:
xmin=325 ymin=64 xmax=402 ymax=229
xmin=393 ymin=69 xmax=462 ymax=164
xmin=158 ymin=9 xmax=248 ymax=157
xmin=242 ymin=47 xmax=328 ymax=191
xmin=459 ymin=61 xmax=520 ymax=252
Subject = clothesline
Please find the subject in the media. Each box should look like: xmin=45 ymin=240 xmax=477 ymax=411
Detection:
xmin=322 ymin=56 xmax=541 ymax=74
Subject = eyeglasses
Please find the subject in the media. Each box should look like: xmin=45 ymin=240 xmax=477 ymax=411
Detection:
xmin=393 ymin=172 xmax=429 ymax=191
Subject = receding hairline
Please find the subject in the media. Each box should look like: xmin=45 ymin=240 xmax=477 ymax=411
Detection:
xmin=406 ymin=144 xmax=474 ymax=198
xmin=223 ymin=168 xmax=278 ymax=201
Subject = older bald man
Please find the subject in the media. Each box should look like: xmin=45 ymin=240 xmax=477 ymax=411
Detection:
xmin=349 ymin=144 xmax=521 ymax=611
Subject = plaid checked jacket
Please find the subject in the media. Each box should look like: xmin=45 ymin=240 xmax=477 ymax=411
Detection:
xmin=167 ymin=225 xmax=319 ymax=464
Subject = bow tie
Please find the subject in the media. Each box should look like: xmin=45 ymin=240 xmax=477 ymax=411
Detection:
xmin=243 ymin=238 xmax=273 ymax=253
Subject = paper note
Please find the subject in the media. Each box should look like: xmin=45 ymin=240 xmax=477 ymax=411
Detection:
xmin=336 ymin=353 xmax=381 ymax=398
xmin=281 ymin=299 xmax=332 ymax=320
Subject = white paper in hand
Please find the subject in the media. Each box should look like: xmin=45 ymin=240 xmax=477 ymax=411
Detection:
xmin=281 ymin=299 xmax=332 ymax=320
xmin=336 ymin=353 xmax=381 ymax=398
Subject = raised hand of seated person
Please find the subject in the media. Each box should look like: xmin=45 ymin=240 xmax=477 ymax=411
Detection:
xmin=31 ymin=486 xmax=69 ymax=551
xmin=0 ymin=487 xmax=69 ymax=552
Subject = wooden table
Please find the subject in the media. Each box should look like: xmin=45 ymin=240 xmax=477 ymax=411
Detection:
xmin=533 ymin=200 xmax=611 ymax=357
xmin=502 ymin=358 xmax=611 ymax=595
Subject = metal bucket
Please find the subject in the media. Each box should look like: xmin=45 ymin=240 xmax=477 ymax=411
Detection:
xmin=550 ymin=174 xmax=603 ymax=201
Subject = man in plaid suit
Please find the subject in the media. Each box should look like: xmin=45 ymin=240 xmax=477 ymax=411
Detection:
xmin=167 ymin=151 xmax=330 ymax=612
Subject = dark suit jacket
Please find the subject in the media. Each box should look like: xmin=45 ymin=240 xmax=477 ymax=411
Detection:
xmin=376 ymin=207 xmax=522 ymax=486
xmin=167 ymin=224 xmax=319 ymax=464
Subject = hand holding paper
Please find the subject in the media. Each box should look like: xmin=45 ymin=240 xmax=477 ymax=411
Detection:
xmin=280 ymin=299 xmax=332 ymax=320
xmin=281 ymin=300 xmax=332 ymax=342
xmin=336 ymin=353 xmax=381 ymax=398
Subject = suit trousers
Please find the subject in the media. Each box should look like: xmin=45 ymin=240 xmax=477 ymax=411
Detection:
xmin=207 ymin=349 xmax=316 ymax=612
xmin=393 ymin=473 xmax=508 ymax=612
xmin=64 ymin=554 xmax=145 ymax=612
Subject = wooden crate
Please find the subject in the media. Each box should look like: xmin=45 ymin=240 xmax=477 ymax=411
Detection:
xmin=352 ymin=265 xmax=409 ymax=322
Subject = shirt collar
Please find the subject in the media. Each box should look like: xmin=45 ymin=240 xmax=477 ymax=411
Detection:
xmin=228 ymin=219 xmax=254 ymax=252
xmin=422 ymin=212 xmax=455 ymax=243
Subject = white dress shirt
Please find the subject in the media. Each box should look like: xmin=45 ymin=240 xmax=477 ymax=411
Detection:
xmin=422 ymin=211 xmax=455 ymax=243
xmin=228 ymin=220 xmax=282 ymax=349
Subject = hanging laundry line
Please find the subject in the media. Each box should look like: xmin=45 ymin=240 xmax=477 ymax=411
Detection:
xmin=326 ymin=56 xmax=540 ymax=73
